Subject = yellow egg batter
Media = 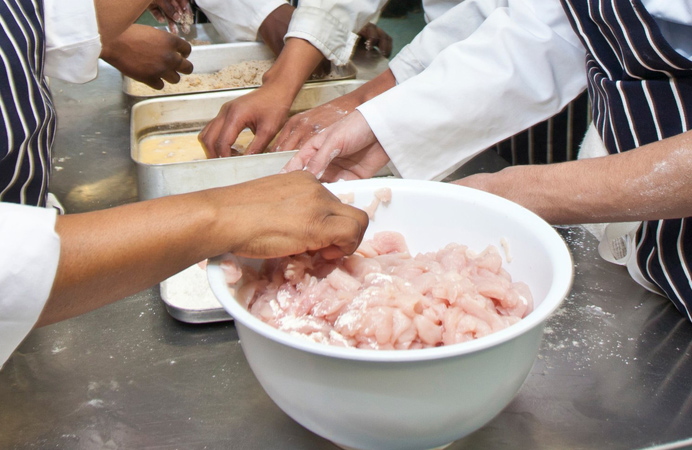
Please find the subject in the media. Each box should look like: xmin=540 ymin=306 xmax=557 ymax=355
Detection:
xmin=137 ymin=129 xmax=259 ymax=164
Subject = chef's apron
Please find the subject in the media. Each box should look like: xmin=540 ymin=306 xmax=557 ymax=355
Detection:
xmin=560 ymin=0 xmax=692 ymax=321
xmin=0 ymin=0 xmax=55 ymax=207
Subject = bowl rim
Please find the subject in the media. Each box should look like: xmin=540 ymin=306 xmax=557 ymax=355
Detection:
xmin=207 ymin=179 xmax=574 ymax=362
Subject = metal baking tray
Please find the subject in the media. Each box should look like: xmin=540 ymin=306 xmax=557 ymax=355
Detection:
xmin=131 ymin=79 xmax=374 ymax=323
xmin=122 ymin=41 xmax=357 ymax=99
xmin=131 ymin=79 xmax=371 ymax=199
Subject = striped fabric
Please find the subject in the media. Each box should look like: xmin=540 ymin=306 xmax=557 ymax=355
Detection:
xmin=0 ymin=0 xmax=55 ymax=207
xmin=560 ymin=0 xmax=692 ymax=320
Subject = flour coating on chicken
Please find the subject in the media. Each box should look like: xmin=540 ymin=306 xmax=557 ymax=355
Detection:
xmin=224 ymin=232 xmax=533 ymax=350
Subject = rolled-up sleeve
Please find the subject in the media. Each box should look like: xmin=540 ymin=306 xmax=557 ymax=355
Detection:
xmin=43 ymin=0 xmax=101 ymax=83
xmin=0 ymin=204 xmax=60 ymax=368
xmin=286 ymin=0 xmax=387 ymax=66
xmin=358 ymin=0 xmax=588 ymax=180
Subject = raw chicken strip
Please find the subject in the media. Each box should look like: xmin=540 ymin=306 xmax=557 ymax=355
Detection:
xmin=224 ymin=231 xmax=534 ymax=350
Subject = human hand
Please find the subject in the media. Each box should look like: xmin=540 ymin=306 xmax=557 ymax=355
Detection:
xmin=271 ymin=94 xmax=362 ymax=153
xmin=357 ymin=23 xmax=393 ymax=57
xmin=281 ymin=110 xmax=390 ymax=181
xmin=214 ymin=171 xmax=369 ymax=259
xmin=148 ymin=0 xmax=193 ymax=35
xmin=199 ymin=85 xmax=291 ymax=158
xmin=100 ymin=24 xmax=193 ymax=89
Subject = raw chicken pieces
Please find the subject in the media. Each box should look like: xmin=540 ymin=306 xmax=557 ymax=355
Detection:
xmin=224 ymin=232 xmax=533 ymax=350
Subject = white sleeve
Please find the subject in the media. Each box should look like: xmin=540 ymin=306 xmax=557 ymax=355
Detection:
xmin=0 ymin=204 xmax=60 ymax=369
xmin=357 ymin=0 xmax=588 ymax=180
xmin=286 ymin=0 xmax=388 ymax=66
xmin=43 ymin=0 xmax=101 ymax=84
xmin=195 ymin=0 xmax=288 ymax=43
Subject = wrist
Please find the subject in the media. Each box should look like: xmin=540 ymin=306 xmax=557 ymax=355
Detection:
xmin=354 ymin=69 xmax=397 ymax=104
xmin=262 ymin=38 xmax=324 ymax=97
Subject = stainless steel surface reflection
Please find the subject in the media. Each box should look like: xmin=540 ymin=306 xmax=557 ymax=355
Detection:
xmin=1 ymin=55 xmax=691 ymax=450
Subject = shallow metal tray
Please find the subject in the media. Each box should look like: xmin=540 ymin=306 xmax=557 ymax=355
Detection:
xmin=131 ymin=79 xmax=370 ymax=323
xmin=122 ymin=41 xmax=357 ymax=99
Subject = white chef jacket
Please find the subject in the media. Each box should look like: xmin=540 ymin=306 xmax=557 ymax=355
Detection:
xmin=195 ymin=0 xmax=387 ymax=66
xmin=0 ymin=0 xmax=101 ymax=369
xmin=357 ymin=0 xmax=692 ymax=181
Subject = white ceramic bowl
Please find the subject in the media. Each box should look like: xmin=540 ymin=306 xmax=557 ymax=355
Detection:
xmin=208 ymin=178 xmax=573 ymax=450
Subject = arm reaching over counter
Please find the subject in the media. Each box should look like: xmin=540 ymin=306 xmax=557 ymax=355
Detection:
xmin=199 ymin=36 xmax=326 ymax=157
xmin=39 ymin=172 xmax=368 ymax=328
xmin=451 ymin=131 xmax=692 ymax=226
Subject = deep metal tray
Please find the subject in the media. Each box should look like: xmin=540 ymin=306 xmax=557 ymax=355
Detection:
xmin=131 ymin=79 xmax=369 ymax=199
xmin=123 ymin=41 xmax=357 ymax=99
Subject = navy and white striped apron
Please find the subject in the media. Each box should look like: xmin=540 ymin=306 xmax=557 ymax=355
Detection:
xmin=0 ymin=0 xmax=55 ymax=207
xmin=560 ymin=0 xmax=692 ymax=321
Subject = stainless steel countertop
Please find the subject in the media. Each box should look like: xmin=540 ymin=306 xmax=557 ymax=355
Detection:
xmin=2 ymin=52 xmax=691 ymax=450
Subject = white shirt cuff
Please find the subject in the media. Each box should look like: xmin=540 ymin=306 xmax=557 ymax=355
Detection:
xmin=286 ymin=5 xmax=358 ymax=66
xmin=0 ymin=204 xmax=60 ymax=368
xmin=44 ymin=0 xmax=101 ymax=83
xmin=196 ymin=0 xmax=287 ymax=43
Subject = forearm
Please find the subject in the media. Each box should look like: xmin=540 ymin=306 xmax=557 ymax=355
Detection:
xmin=93 ymin=0 xmax=151 ymax=44
xmin=458 ymin=131 xmax=692 ymax=225
xmin=258 ymin=4 xmax=294 ymax=56
xmin=42 ymin=189 xmax=232 ymax=327
xmin=40 ymin=172 xmax=368 ymax=327
xmin=261 ymin=37 xmax=325 ymax=104
xmin=351 ymin=69 xmax=397 ymax=104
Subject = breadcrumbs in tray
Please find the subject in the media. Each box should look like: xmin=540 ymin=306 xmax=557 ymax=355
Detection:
xmin=128 ymin=59 xmax=274 ymax=96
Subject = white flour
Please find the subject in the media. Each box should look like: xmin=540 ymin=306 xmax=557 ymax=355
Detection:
xmin=160 ymin=264 xmax=223 ymax=310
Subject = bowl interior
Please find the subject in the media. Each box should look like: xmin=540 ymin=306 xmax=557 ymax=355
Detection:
xmin=208 ymin=178 xmax=573 ymax=361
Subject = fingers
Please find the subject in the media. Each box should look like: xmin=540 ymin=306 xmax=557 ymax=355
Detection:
xmin=199 ymin=119 xmax=224 ymax=158
xmin=245 ymin=128 xmax=275 ymax=155
xmin=305 ymin=147 xmax=341 ymax=179
xmin=174 ymin=36 xmax=192 ymax=59
xmin=281 ymin=146 xmax=318 ymax=173
xmin=153 ymin=0 xmax=181 ymax=22
xmin=177 ymin=56 xmax=194 ymax=75
xmin=144 ymin=77 xmax=166 ymax=90
xmin=148 ymin=7 xmax=167 ymax=24
xmin=167 ymin=20 xmax=179 ymax=36
xmin=376 ymin=32 xmax=393 ymax=57
xmin=214 ymin=121 xmax=245 ymax=158
xmin=358 ymin=24 xmax=393 ymax=57
xmin=317 ymin=206 xmax=369 ymax=259
xmin=272 ymin=114 xmax=311 ymax=153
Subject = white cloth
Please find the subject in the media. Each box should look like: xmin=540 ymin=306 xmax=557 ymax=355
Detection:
xmin=577 ymin=124 xmax=663 ymax=297
xmin=286 ymin=0 xmax=387 ymax=66
xmin=357 ymin=0 xmax=692 ymax=181
xmin=195 ymin=0 xmax=288 ymax=43
xmin=1 ymin=0 xmax=102 ymax=369
xmin=195 ymin=0 xmax=387 ymax=66
xmin=0 ymin=204 xmax=61 ymax=368
xmin=44 ymin=0 xmax=101 ymax=84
